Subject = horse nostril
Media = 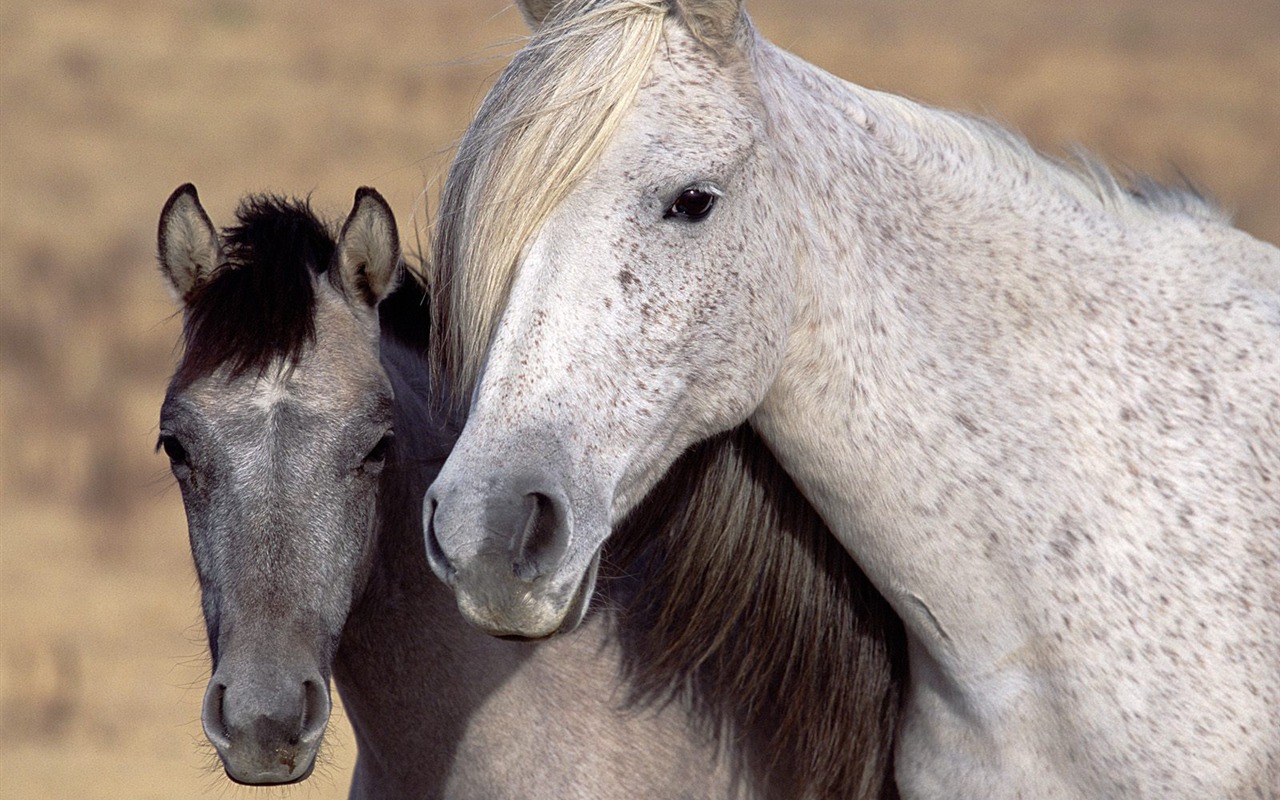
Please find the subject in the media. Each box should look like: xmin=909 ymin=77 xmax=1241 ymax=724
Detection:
xmin=299 ymin=679 xmax=330 ymax=745
xmin=424 ymin=497 xmax=456 ymax=583
xmin=513 ymin=491 xmax=570 ymax=581
xmin=201 ymin=681 xmax=231 ymax=749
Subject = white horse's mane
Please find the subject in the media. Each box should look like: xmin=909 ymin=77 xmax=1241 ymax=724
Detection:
xmin=953 ymin=108 xmax=1226 ymax=223
xmin=432 ymin=0 xmax=667 ymax=396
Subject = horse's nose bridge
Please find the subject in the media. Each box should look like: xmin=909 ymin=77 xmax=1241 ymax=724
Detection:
xmin=215 ymin=455 xmax=337 ymax=586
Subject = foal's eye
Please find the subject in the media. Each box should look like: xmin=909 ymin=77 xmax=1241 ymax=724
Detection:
xmin=158 ymin=435 xmax=189 ymax=467
xmin=664 ymin=186 xmax=719 ymax=222
xmin=363 ymin=432 xmax=394 ymax=468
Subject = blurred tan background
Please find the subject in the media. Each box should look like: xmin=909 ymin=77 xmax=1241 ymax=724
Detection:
xmin=1 ymin=1 xmax=1276 ymax=797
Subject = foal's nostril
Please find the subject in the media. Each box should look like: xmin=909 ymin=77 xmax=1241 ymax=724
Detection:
xmin=201 ymin=681 xmax=231 ymax=749
xmin=513 ymin=491 xmax=570 ymax=581
xmin=424 ymin=497 xmax=456 ymax=583
xmin=299 ymin=679 xmax=330 ymax=745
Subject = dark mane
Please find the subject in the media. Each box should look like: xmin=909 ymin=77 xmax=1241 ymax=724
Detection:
xmin=174 ymin=194 xmax=334 ymax=388
xmin=604 ymin=426 xmax=907 ymax=800
xmin=378 ymin=260 xmax=433 ymax=357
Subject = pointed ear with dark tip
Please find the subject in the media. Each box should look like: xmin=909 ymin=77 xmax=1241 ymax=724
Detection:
xmin=674 ymin=0 xmax=746 ymax=50
xmin=157 ymin=183 xmax=223 ymax=303
xmin=333 ymin=187 xmax=401 ymax=308
xmin=516 ymin=0 xmax=562 ymax=28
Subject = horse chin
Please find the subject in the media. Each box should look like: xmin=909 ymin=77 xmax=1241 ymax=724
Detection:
xmin=458 ymin=549 xmax=601 ymax=640
xmin=222 ymin=751 xmax=319 ymax=786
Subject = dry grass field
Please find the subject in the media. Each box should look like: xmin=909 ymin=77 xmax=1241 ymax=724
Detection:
xmin=1 ymin=1 xmax=1276 ymax=797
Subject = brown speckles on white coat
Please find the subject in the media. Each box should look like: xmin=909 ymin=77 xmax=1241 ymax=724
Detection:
xmin=427 ymin=2 xmax=1280 ymax=798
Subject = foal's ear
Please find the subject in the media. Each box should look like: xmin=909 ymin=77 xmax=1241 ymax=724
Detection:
xmin=333 ymin=187 xmax=401 ymax=308
xmin=157 ymin=183 xmax=223 ymax=303
xmin=674 ymin=0 xmax=746 ymax=50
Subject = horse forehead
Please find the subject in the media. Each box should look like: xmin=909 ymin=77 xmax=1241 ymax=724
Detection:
xmin=639 ymin=21 xmax=757 ymax=120
xmin=304 ymin=289 xmax=385 ymax=391
xmin=605 ymin=30 xmax=760 ymax=174
xmin=176 ymin=366 xmax=339 ymax=427
xmin=246 ymin=369 xmax=292 ymax=413
xmin=182 ymin=329 xmax=384 ymax=422
xmin=649 ymin=17 xmax=739 ymax=86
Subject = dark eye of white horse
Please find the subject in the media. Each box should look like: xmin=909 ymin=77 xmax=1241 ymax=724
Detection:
xmin=664 ymin=187 xmax=718 ymax=222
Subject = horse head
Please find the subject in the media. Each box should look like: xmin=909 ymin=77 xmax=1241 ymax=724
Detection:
xmin=157 ymin=184 xmax=400 ymax=784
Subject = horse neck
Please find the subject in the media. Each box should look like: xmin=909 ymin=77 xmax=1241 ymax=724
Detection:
xmin=331 ymin=333 xmax=518 ymax=793
xmin=741 ymin=33 xmax=1280 ymax=800
xmin=749 ymin=30 xmax=1278 ymax=666
xmin=747 ymin=37 xmax=1187 ymax=664
xmin=373 ymin=334 xmax=453 ymax=573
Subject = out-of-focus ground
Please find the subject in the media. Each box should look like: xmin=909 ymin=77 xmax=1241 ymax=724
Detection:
xmin=1 ymin=1 xmax=1276 ymax=797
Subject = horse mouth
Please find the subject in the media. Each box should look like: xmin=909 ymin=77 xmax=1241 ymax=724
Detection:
xmin=557 ymin=548 xmax=601 ymax=633
xmin=457 ymin=548 xmax=603 ymax=640
xmin=219 ymin=740 xmax=320 ymax=786
xmin=493 ymin=550 xmax=602 ymax=641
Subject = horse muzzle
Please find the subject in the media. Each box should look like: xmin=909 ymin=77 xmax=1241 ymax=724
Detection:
xmin=424 ymin=461 xmax=608 ymax=638
xmin=201 ymin=658 xmax=331 ymax=785
xmin=449 ymin=548 xmax=601 ymax=639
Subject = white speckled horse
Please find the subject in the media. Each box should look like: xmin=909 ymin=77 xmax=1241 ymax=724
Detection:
xmin=423 ymin=1 xmax=1280 ymax=797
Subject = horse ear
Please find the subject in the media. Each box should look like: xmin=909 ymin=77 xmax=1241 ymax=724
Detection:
xmin=674 ymin=0 xmax=746 ymax=49
xmin=333 ymin=187 xmax=401 ymax=307
xmin=515 ymin=0 xmax=561 ymax=28
xmin=157 ymin=183 xmax=223 ymax=303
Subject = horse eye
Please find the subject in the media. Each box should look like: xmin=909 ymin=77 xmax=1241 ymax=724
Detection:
xmin=158 ymin=435 xmax=189 ymax=467
xmin=664 ymin=187 xmax=718 ymax=222
xmin=364 ymin=432 xmax=394 ymax=466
